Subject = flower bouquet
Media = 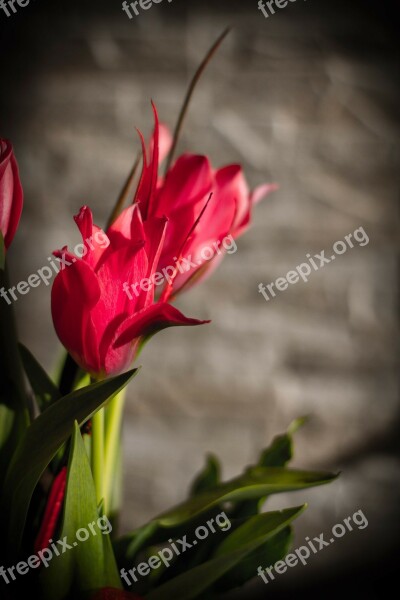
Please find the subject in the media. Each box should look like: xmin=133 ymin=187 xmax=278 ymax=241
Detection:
xmin=0 ymin=31 xmax=336 ymax=600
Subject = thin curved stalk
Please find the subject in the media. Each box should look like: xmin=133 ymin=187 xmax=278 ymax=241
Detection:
xmin=164 ymin=27 xmax=231 ymax=175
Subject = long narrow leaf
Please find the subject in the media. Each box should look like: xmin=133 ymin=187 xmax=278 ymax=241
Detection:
xmin=145 ymin=506 xmax=306 ymax=600
xmin=2 ymin=369 xmax=138 ymax=556
xmin=155 ymin=467 xmax=337 ymax=528
xmin=19 ymin=343 xmax=61 ymax=411
xmin=40 ymin=423 xmax=121 ymax=599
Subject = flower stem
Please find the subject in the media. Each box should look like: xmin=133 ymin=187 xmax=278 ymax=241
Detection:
xmin=91 ymin=407 xmax=105 ymax=504
xmin=104 ymin=389 xmax=126 ymax=514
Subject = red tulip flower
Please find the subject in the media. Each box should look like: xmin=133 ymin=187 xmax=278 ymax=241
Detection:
xmin=135 ymin=107 xmax=277 ymax=299
xmin=34 ymin=467 xmax=67 ymax=554
xmin=157 ymin=154 xmax=276 ymax=299
xmin=0 ymin=138 xmax=23 ymax=250
xmin=51 ymin=205 xmax=208 ymax=377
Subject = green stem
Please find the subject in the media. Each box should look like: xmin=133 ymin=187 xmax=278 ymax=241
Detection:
xmin=104 ymin=389 xmax=126 ymax=514
xmin=91 ymin=407 xmax=105 ymax=504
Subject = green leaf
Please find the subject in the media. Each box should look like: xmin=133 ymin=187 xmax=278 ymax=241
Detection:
xmin=1 ymin=369 xmax=138 ymax=557
xmin=19 ymin=343 xmax=61 ymax=411
xmin=116 ymin=421 xmax=335 ymax=576
xmin=258 ymin=417 xmax=307 ymax=468
xmin=135 ymin=512 xmax=234 ymax=590
xmin=155 ymin=467 xmax=337 ymax=528
xmin=190 ymin=454 xmax=221 ymax=497
xmin=216 ymin=526 xmax=293 ymax=592
xmin=215 ymin=511 xmax=292 ymax=558
xmin=40 ymin=423 xmax=121 ymax=599
xmin=121 ymin=453 xmax=221 ymax=562
xmin=116 ymin=464 xmax=336 ymax=569
xmin=115 ymin=521 xmax=159 ymax=567
xmin=145 ymin=506 xmax=306 ymax=600
xmin=233 ymin=417 xmax=308 ymax=518
xmin=115 ymin=452 xmax=220 ymax=567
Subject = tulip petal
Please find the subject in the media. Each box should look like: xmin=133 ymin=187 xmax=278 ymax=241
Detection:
xmin=169 ymin=252 xmax=225 ymax=300
xmin=94 ymin=244 xmax=148 ymax=320
xmin=89 ymin=242 xmax=148 ymax=372
xmin=82 ymin=314 xmax=102 ymax=374
xmin=144 ymin=216 xmax=168 ymax=277
xmin=0 ymin=156 xmax=15 ymax=240
xmin=156 ymin=195 xmax=206 ymax=273
xmin=100 ymin=313 xmax=138 ymax=376
xmin=215 ymin=164 xmax=249 ymax=235
xmin=152 ymin=122 xmax=173 ymax=165
xmin=51 ymin=257 xmax=101 ymax=372
xmin=0 ymin=139 xmax=12 ymax=178
xmin=155 ymin=154 xmax=213 ymax=216
xmin=7 ymin=152 xmax=23 ymax=249
xmin=251 ymin=183 xmax=279 ymax=205
xmin=114 ymin=303 xmax=209 ymax=349
xmin=140 ymin=216 xmax=168 ymax=308
xmin=74 ymin=205 xmax=109 ymax=269
xmin=234 ymin=183 xmax=278 ymax=238
xmin=0 ymin=140 xmax=23 ymax=249
xmin=106 ymin=203 xmax=146 ymax=250
xmin=74 ymin=204 xmax=94 ymax=241
xmin=134 ymin=102 xmax=160 ymax=220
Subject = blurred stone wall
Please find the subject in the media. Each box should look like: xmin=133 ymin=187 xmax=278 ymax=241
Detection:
xmin=1 ymin=0 xmax=399 ymax=595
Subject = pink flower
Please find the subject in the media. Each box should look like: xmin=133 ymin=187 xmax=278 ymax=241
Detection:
xmin=0 ymin=139 xmax=23 ymax=250
xmin=135 ymin=106 xmax=277 ymax=299
xmin=51 ymin=205 xmax=208 ymax=377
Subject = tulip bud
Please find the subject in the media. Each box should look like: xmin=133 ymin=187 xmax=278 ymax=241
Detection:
xmin=0 ymin=139 xmax=23 ymax=250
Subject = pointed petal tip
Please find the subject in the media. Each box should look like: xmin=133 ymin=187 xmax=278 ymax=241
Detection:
xmin=73 ymin=205 xmax=90 ymax=220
